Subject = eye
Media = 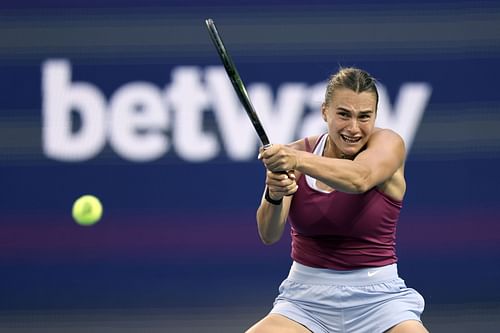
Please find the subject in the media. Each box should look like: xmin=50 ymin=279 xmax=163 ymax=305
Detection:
xmin=359 ymin=114 xmax=372 ymax=121
xmin=337 ymin=112 xmax=350 ymax=119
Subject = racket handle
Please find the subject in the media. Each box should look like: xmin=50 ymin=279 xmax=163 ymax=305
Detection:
xmin=261 ymin=143 xmax=291 ymax=175
xmin=261 ymin=144 xmax=294 ymax=196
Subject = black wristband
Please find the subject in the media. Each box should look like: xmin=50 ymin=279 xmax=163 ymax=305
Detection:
xmin=265 ymin=187 xmax=283 ymax=205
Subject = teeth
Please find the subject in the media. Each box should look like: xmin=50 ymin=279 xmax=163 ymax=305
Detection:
xmin=341 ymin=135 xmax=361 ymax=143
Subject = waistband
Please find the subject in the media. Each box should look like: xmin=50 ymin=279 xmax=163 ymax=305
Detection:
xmin=287 ymin=261 xmax=400 ymax=286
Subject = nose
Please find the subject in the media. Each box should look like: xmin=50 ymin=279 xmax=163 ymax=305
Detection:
xmin=346 ymin=118 xmax=360 ymax=133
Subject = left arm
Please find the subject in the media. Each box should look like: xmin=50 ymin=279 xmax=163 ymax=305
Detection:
xmin=260 ymin=129 xmax=405 ymax=193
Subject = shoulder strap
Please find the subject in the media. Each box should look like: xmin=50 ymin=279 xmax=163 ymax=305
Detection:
xmin=304 ymin=137 xmax=312 ymax=153
xmin=305 ymin=134 xmax=325 ymax=153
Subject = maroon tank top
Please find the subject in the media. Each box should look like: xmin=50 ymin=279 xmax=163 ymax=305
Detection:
xmin=288 ymin=136 xmax=402 ymax=270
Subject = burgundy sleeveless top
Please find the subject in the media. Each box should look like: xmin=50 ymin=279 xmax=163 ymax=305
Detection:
xmin=288 ymin=135 xmax=402 ymax=270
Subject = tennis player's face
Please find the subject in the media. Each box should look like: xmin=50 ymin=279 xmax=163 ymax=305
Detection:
xmin=322 ymin=88 xmax=377 ymax=158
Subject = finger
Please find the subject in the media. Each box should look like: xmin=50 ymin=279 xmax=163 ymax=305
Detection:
xmin=257 ymin=146 xmax=266 ymax=160
xmin=286 ymin=184 xmax=299 ymax=195
xmin=284 ymin=179 xmax=298 ymax=191
xmin=267 ymin=185 xmax=288 ymax=196
xmin=267 ymin=174 xmax=293 ymax=185
xmin=270 ymin=183 xmax=298 ymax=197
xmin=267 ymin=176 xmax=296 ymax=190
xmin=266 ymin=161 xmax=287 ymax=173
xmin=261 ymin=144 xmax=281 ymax=159
xmin=266 ymin=178 xmax=292 ymax=188
xmin=267 ymin=170 xmax=289 ymax=179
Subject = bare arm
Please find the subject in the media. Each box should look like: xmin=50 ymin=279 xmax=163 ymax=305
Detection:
xmin=255 ymin=139 xmax=308 ymax=245
xmin=261 ymin=130 xmax=405 ymax=194
xmin=256 ymin=171 xmax=295 ymax=245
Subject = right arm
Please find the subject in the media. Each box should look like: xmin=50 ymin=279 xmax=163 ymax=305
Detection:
xmin=256 ymin=137 xmax=313 ymax=244
xmin=256 ymin=171 xmax=296 ymax=245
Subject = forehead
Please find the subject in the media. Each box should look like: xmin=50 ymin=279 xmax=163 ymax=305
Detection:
xmin=330 ymin=88 xmax=377 ymax=110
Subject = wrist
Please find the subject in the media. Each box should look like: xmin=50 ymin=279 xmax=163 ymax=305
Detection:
xmin=265 ymin=187 xmax=283 ymax=205
xmin=294 ymin=150 xmax=303 ymax=171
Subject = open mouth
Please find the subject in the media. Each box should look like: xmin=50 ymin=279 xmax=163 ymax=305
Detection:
xmin=340 ymin=134 xmax=362 ymax=144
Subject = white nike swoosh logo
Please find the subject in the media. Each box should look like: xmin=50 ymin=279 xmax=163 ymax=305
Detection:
xmin=367 ymin=270 xmax=380 ymax=277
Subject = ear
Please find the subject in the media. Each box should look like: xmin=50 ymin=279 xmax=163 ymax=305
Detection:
xmin=321 ymin=103 xmax=328 ymax=122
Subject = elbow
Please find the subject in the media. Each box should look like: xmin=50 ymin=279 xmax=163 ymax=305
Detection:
xmin=351 ymin=180 xmax=370 ymax=193
xmin=259 ymin=228 xmax=281 ymax=245
xmin=256 ymin=207 xmax=284 ymax=245
xmin=257 ymin=222 xmax=282 ymax=245
xmin=349 ymin=170 xmax=372 ymax=193
xmin=259 ymin=233 xmax=281 ymax=245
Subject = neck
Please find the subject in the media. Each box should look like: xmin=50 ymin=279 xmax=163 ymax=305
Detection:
xmin=325 ymin=135 xmax=353 ymax=160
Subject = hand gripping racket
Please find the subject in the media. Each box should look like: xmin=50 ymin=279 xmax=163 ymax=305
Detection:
xmin=205 ymin=18 xmax=271 ymax=149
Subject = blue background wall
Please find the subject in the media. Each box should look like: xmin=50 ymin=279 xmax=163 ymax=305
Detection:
xmin=1 ymin=0 xmax=499 ymax=331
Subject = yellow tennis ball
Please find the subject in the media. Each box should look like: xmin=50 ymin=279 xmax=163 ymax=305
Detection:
xmin=72 ymin=195 xmax=103 ymax=226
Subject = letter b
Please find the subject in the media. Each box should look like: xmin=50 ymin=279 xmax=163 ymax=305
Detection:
xmin=42 ymin=60 xmax=106 ymax=161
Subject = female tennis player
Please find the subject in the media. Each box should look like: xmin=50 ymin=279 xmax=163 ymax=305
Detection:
xmin=247 ymin=67 xmax=428 ymax=333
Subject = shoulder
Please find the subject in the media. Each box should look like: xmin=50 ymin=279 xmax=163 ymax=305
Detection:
xmin=286 ymin=135 xmax=323 ymax=152
xmin=368 ymin=128 xmax=406 ymax=152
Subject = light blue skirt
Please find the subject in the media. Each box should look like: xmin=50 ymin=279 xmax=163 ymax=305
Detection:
xmin=270 ymin=261 xmax=425 ymax=333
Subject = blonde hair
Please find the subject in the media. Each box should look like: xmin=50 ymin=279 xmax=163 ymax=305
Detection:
xmin=324 ymin=67 xmax=379 ymax=109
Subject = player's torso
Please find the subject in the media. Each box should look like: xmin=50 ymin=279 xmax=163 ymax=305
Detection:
xmin=288 ymin=133 xmax=404 ymax=238
xmin=288 ymin=175 xmax=401 ymax=238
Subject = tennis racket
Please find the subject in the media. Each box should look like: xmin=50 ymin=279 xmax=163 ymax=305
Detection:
xmin=205 ymin=18 xmax=271 ymax=148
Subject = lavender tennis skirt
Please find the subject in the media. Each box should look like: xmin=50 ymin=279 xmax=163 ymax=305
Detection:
xmin=270 ymin=261 xmax=425 ymax=333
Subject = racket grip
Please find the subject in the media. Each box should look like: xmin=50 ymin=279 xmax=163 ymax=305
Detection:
xmin=260 ymin=143 xmax=295 ymax=196
xmin=262 ymin=143 xmax=291 ymax=175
